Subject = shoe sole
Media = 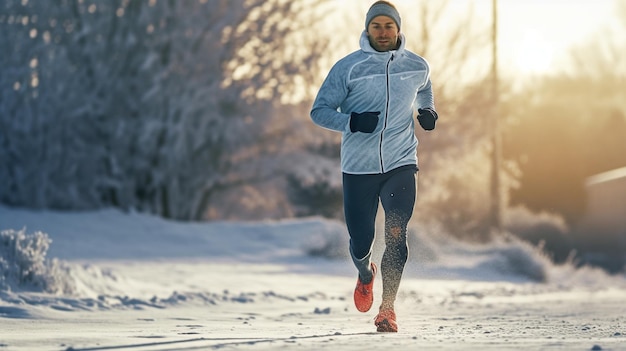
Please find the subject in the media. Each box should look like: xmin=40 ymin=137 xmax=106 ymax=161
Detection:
xmin=376 ymin=319 xmax=398 ymax=333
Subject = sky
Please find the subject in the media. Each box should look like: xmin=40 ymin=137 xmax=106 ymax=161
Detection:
xmin=337 ymin=0 xmax=622 ymax=77
xmin=494 ymin=0 xmax=619 ymax=76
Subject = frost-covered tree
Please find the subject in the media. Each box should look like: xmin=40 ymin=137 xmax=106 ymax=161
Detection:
xmin=0 ymin=0 xmax=333 ymax=220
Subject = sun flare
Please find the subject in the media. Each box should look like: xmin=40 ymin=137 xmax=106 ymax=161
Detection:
xmin=511 ymin=31 xmax=555 ymax=75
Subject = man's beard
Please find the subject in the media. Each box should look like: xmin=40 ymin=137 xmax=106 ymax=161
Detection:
xmin=369 ymin=36 xmax=398 ymax=52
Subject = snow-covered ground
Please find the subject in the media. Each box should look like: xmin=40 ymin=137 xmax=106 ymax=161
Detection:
xmin=1 ymin=205 xmax=625 ymax=351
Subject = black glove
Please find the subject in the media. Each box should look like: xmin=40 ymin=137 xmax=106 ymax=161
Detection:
xmin=350 ymin=111 xmax=380 ymax=133
xmin=417 ymin=108 xmax=438 ymax=131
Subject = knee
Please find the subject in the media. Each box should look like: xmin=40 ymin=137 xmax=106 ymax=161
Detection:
xmin=385 ymin=210 xmax=410 ymax=235
xmin=385 ymin=213 xmax=408 ymax=240
xmin=350 ymin=239 xmax=373 ymax=260
xmin=385 ymin=226 xmax=408 ymax=250
xmin=386 ymin=234 xmax=408 ymax=262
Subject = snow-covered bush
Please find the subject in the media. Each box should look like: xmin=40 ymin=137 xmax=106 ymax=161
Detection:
xmin=0 ymin=229 xmax=71 ymax=293
xmin=480 ymin=235 xmax=551 ymax=283
xmin=504 ymin=206 xmax=573 ymax=263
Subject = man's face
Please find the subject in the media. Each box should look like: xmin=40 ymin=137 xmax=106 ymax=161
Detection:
xmin=367 ymin=15 xmax=399 ymax=52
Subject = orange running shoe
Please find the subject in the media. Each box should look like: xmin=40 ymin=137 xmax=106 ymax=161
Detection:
xmin=353 ymin=263 xmax=377 ymax=312
xmin=375 ymin=308 xmax=398 ymax=332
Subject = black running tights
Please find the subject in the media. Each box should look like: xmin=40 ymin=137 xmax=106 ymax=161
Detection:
xmin=343 ymin=165 xmax=417 ymax=307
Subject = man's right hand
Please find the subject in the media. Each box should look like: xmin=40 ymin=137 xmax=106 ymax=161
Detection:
xmin=350 ymin=111 xmax=380 ymax=133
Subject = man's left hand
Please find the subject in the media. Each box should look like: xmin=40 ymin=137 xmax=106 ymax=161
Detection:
xmin=417 ymin=108 xmax=438 ymax=131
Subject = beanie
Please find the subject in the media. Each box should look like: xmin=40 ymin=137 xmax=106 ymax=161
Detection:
xmin=365 ymin=2 xmax=401 ymax=31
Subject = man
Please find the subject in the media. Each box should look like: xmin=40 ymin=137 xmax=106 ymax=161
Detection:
xmin=310 ymin=1 xmax=438 ymax=333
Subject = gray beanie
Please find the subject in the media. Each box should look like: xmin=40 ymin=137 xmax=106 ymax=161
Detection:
xmin=365 ymin=2 xmax=401 ymax=31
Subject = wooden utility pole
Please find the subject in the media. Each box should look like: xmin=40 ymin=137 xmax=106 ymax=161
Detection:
xmin=490 ymin=0 xmax=503 ymax=234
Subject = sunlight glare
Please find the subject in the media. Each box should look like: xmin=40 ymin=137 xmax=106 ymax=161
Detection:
xmin=512 ymin=31 xmax=555 ymax=75
xmin=329 ymin=0 xmax=619 ymax=79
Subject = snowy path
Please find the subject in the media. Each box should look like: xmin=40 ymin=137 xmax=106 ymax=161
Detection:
xmin=2 ymin=262 xmax=625 ymax=351
xmin=1 ymin=206 xmax=625 ymax=350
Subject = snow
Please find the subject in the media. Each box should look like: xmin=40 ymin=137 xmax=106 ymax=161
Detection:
xmin=1 ymin=204 xmax=625 ymax=351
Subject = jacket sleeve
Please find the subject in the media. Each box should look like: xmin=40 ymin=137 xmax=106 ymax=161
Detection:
xmin=414 ymin=78 xmax=435 ymax=111
xmin=310 ymin=63 xmax=351 ymax=133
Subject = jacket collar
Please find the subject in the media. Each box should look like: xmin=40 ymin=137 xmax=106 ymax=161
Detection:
xmin=359 ymin=30 xmax=406 ymax=56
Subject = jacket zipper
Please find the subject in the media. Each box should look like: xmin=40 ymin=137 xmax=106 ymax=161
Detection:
xmin=379 ymin=53 xmax=394 ymax=173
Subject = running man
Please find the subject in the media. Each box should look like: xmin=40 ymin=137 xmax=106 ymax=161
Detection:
xmin=310 ymin=0 xmax=438 ymax=332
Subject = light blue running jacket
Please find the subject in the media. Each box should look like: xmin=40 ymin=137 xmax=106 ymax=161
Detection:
xmin=311 ymin=31 xmax=435 ymax=175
